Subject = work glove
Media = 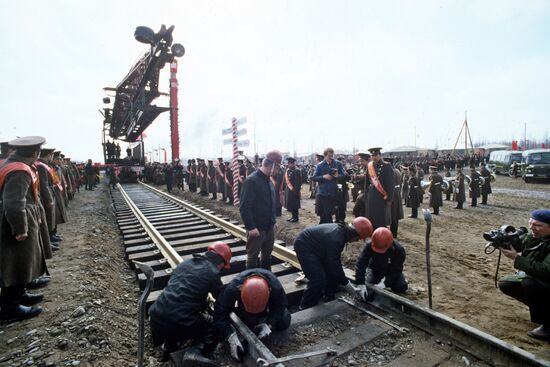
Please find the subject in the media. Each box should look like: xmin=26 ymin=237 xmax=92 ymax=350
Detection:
xmin=343 ymin=280 xmax=358 ymax=293
xmin=254 ymin=323 xmax=272 ymax=340
xmin=227 ymin=332 xmax=244 ymax=361
xmin=356 ymin=284 xmax=371 ymax=302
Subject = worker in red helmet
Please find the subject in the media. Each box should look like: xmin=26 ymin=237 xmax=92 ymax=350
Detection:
xmin=294 ymin=217 xmax=374 ymax=310
xmin=355 ymin=227 xmax=407 ymax=301
xmin=148 ymin=241 xmax=232 ymax=364
xmin=214 ymin=268 xmax=290 ymax=362
xmin=239 ymin=150 xmax=283 ymax=270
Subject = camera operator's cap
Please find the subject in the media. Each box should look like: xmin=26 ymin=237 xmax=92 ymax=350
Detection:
xmin=357 ymin=152 xmax=370 ymax=160
xmin=286 ymin=157 xmax=296 ymax=163
xmin=368 ymin=147 xmax=382 ymax=155
xmin=531 ymin=209 xmax=550 ymax=225
xmin=8 ymin=136 xmax=46 ymax=151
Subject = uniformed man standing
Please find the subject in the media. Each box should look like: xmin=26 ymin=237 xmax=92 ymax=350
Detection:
xmin=0 ymin=136 xmax=48 ymax=321
xmin=216 ymin=158 xmax=225 ymax=202
xmin=469 ymin=166 xmax=481 ymax=207
xmin=35 ymin=149 xmax=57 ymax=247
xmin=453 ymin=167 xmax=466 ymax=209
xmin=388 ymin=159 xmax=404 ymax=238
xmin=480 ymin=162 xmax=492 ymax=205
xmin=199 ymin=159 xmax=208 ymax=197
xmin=188 ymin=159 xmax=197 ymax=192
xmin=284 ymin=157 xmax=302 ymax=222
xmin=364 ymin=148 xmax=395 ymax=230
xmin=443 ymin=167 xmax=452 ymax=201
xmin=207 ymin=159 xmax=217 ymax=200
xmin=407 ymin=165 xmax=420 ymax=218
xmin=428 ymin=166 xmax=443 ymax=215
xmin=224 ymin=161 xmax=234 ymax=205
xmin=352 ymin=152 xmax=370 ymax=218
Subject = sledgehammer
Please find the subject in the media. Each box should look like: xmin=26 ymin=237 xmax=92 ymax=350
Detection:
xmin=133 ymin=261 xmax=154 ymax=367
xmin=422 ymin=209 xmax=433 ymax=309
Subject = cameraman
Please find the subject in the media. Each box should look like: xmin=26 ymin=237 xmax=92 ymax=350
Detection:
xmin=498 ymin=209 xmax=550 ymax=341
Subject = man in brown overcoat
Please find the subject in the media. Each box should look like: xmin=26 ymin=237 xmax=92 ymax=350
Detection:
xmin=0 ymin=136 xmax=48 ymax=321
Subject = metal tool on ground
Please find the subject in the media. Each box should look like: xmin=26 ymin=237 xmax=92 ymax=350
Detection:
xmin=338 ymin=296 xmax=409 ymax=334
xmin=256 ymin=347 xmax=337 ymax=367
xmin=422 ymin=208 xmax=434 ymax=309
xmin=133 ymin=261 xmax=155 ymax=367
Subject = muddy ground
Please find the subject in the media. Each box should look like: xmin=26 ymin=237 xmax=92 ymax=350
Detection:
xmin=1 ymin=174 xmax=548 ymax=367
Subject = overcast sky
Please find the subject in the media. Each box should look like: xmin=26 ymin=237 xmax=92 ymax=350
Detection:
xmin=1 ymin=1 xmax=549 ymax=162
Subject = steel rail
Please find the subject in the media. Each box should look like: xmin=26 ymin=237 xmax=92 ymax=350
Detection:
xmin=136 ymin=182 xmax=549 ymax=367
xmin=117 ymin=183 xmax=283 ymax=366
xmin=117 ymin=183 xmax=182 ymax=268
xmin=139 ymin=182 xmax=301 ymax=268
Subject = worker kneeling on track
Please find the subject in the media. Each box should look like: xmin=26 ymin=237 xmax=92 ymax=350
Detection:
xmin=214 ymin=268 xmax=291 ymax=362
xmin=294 ymin=217 xmax=374 ymax=310
xmin=148 ymin=241 xmax=232 ymax=365
xmin=355 ymin=227 xmax=408 ymax=301
xmin=498 ymin=209 xmax=550 ymax=341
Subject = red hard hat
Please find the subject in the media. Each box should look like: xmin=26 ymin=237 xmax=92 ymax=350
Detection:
xmin=352 ymin=217 xmax=373 ymax=239
xmin=371 ymin=227 xmax=394 ymax=254
xmin=207 ymin=241 xmax=232 ymax=269
xmin=264 ymin=150 xmax=283 ymax=165
xmin=241 ymin=276 xmax=270 ymax=314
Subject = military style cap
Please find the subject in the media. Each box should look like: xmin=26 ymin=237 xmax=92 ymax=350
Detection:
xmin=8 ymin=136 xmax=46 ymax=149
xmin=400 ymin=165 xmax=409 ymax=170
xmin=429 ymin=166 xmax=437 ymax=170
xmin=368 ymin=147 xmax=382 ymax=155
xmin=384 ymin=157 xmax=395 ymax=164
xmin=60 ymin=154 xmax=65 ymax=159
xmin=315 ymin=153 xmax=324 ymax=159
xmin=336 ymin=156 xmax=345 ymax=161
xmin=237 ymin=156 xmax=244 ymax=161
xmin=207 ymin=159 xmax=213 ymax=162
xmin=286 ymin=157 xmax=296 ymax=163
xmin=40 ymin=148 xmax=56 ymax=156
xmin=217 ymin=157 xmax=223 ymax=161
xmin=357 ymin=152 xmax=371 ymax=159
xmin=53 ymin=151 xmax=61 ymax=158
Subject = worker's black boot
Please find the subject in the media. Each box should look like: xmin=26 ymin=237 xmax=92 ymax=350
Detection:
xmin=182 ymin=346 xmax=217 ymax=367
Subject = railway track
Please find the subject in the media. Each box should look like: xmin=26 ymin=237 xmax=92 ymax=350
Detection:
xmin=112 ymin=182 xmax=549 ymax=367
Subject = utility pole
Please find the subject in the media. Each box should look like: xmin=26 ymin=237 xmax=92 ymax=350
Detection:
xmin=523 ymin=122 xmax=527 ymax=150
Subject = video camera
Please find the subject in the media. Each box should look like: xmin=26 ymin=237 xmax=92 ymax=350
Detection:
xmin=483 ymin=225 xmax=527 ymax=253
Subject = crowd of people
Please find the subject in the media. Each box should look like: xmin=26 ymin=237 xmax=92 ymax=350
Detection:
xmin=0 ymin=136 xmax=84 ymax=322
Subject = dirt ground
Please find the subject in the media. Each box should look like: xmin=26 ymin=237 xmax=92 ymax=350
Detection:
xmin=0 ymin=186 xmax=140 ymax=367
xmin=1 ymin=174 xmax=548 ymax=367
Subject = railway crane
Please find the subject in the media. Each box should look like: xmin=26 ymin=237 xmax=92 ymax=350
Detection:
xmin=101 ymin=24 xmax=184 ymax=182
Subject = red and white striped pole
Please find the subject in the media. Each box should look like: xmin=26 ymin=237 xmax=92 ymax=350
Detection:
xmin=169 ymin=60 xmax=180 ymax=161
xmin=230 ymin=117 xmax=240 ymax=206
